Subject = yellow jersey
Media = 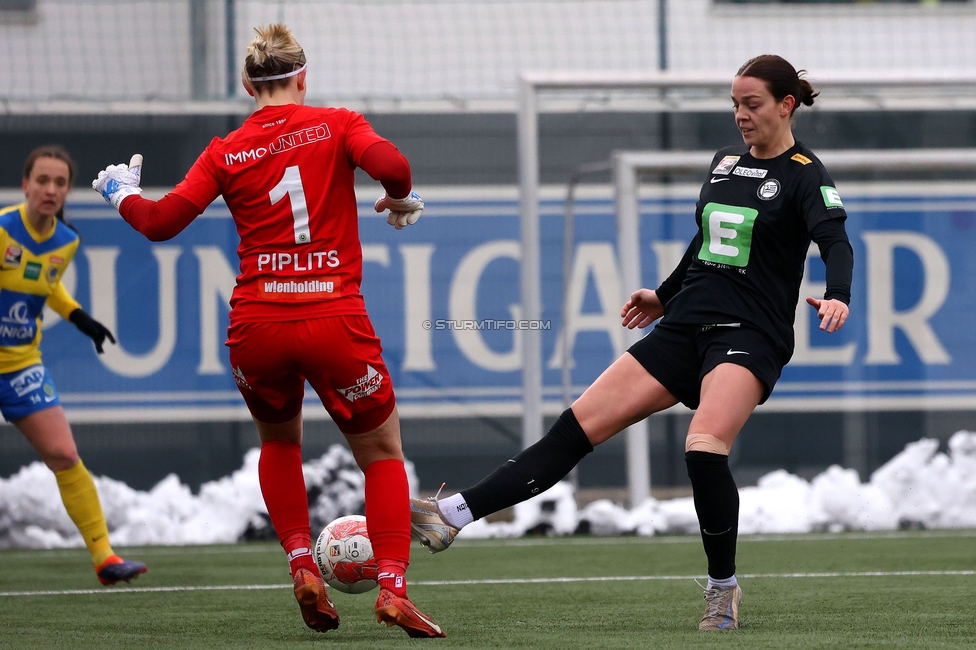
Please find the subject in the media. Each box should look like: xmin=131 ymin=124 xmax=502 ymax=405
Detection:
xmin=0 ymin=203 xmax=81 ymax=373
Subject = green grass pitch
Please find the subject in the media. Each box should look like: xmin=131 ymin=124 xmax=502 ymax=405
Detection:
xmin=0 ymin=530 xmax=973 ymax=649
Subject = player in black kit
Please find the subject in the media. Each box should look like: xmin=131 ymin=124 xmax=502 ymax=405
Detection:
xmin=409 ymin=54 xmax=854 ymax=631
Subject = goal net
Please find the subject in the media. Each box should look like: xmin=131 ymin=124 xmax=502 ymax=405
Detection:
xmin=2 ymin=0 xmax=974 ymax=111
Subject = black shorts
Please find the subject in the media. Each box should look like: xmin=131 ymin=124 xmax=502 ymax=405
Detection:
xmin=627 ymin=320 xmax=785 ymax=410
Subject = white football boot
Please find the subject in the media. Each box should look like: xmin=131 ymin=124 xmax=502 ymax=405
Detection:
xmin=409 ymin=497 xmax=459 ymax=553
xmin=698 ymin=583 xmax=742 ymax=630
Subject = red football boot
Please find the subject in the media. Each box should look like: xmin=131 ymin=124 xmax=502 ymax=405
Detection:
xmin=292 ymin=567 xmax=340 ymax=632
xmin=375 ymin=588 xmax=446 ymax=638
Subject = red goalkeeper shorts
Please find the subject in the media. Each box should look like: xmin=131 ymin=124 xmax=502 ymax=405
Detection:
xmin=226 ymin=315 xmax=396 ymax=434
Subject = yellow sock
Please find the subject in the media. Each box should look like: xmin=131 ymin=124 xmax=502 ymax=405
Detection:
xmin=55 ymin=460 xmax=114 ymax=566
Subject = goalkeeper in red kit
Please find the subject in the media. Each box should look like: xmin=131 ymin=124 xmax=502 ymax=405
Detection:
xmin=93 ymin=23 xmax=443 ymax=639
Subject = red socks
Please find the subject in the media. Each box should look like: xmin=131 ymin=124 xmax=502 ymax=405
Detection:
xmin=366 ymin=458 xmax=411 ymax=597
xmin=259 ymin=441 xmax=317 ymax=576
xmin=260 ymin=443 xmax=412 ymax=592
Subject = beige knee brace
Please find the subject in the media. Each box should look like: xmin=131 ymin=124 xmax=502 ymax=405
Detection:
xmin=685 ymin=433 xmax=729 ymax=456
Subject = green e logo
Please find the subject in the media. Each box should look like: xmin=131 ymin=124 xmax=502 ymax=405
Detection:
xmin=698 ymin=203 xmax=758 ymax=267
xmin=821 ymin=186 xmax=844 ymax=208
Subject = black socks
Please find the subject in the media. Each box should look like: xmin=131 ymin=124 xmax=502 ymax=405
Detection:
xmin=686 ymin=450 xmax=739 ymax=580
xmin=462 ymin=409 xmax=594 ymax=520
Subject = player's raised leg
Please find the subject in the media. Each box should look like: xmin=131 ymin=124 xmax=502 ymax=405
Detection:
xmin=412 ymin=352 xmax=677 ymax=552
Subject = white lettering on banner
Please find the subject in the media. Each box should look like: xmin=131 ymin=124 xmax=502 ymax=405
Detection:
xmin=449 ymin=240 xmax=521 ymax=371
xmin=361 ymin=244 xmax=390 ymax=268
xmin=400 ymin=244 xmax=436 ymax=371
xmin=651 ymin=241 xmax=690 ymax=289
xmin=86 ymin=246 xmax=181 ymax=378
xmin=41 ymin=263 xmax=76 ymax=330
xmin=194 ymin=246 xmax=237 ymax=374
xmin=547 ymin=243 xmax=624 ymax=369
xmin=863 ymin=232 xmax=950 ymax=365
xmin=792 ymin=243 xmax=857 ymax=365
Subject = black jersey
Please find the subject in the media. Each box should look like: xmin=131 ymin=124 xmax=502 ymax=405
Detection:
xmin=659 ymin=141 xmax=848 ymax=358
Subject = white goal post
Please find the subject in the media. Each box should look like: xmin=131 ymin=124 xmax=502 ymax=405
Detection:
xmin=517 ymin=70 xmax=976 ymax=507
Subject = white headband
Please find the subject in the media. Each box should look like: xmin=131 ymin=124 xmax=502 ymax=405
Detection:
xmin=249 ymin=63 xmax=307 ymax=82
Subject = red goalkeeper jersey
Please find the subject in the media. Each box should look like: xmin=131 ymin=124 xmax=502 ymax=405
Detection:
xmin=170 ymin=104 xmax=387 ymax=323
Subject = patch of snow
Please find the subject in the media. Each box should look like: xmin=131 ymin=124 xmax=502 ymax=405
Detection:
xmin=1 ymin=433 xmax=973 ymax=548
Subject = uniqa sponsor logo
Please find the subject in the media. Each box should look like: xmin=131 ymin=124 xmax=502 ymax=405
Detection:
xmin=2 ymin=301 xmax=30 ymax=324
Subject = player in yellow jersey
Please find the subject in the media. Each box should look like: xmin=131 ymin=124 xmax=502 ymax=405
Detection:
xmin=0 ymin=146 xmax=146 ymax=585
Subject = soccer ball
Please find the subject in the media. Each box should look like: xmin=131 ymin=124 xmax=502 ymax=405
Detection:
xmin=313 ymin=515 xmax=378 ymax=594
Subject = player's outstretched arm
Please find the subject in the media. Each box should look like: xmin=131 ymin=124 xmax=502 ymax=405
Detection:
xmin=374 ymin=191 xmax=424 ymax=230
xmin=94 ymin=154 xmax=203 ymax=241
xmin=621 ymin=288 xmax=664 ymax=329
xmin=92 ymin=154 xmax=144 ymax=210
xmin=69 ymin=308 xmax=117 ymax=354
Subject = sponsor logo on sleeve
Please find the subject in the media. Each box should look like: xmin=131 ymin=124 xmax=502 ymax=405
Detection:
xmin=711 ymin=155 xmax=740 ymax=175
xmin=757 ymin=179 xmax=781 ymax=201
xmin=821 ymin=186 xmax=845 ymax=208
xmin=732 ymin=166 xmax=768 ymax=179
xmin=791 ymin=153 xmax=812 ymax=165
xmin=3 ymin=246 xmax=22 ymax=268
xmin=22 ymin=262 xmax=42 ymax=281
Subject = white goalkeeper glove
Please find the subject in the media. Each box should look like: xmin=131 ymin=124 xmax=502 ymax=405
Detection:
xmin=92 ymin=154 xmax=144 ymax=210
xmin=374 ymin=190 xmax=424 ymax=230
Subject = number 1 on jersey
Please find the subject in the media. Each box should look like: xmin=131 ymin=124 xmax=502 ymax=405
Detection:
xmin=269 ymin=165 xmax=311 ymax=244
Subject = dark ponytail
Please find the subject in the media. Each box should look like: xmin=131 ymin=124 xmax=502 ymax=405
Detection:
xmin=737 ymin=54 xmax=818 ymax=115
xmin=23 ymin=145 xmax=77 ymax=231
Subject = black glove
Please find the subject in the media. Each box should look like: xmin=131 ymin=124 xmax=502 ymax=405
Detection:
xmin=69 ymin=308 xmax=116 ymax=354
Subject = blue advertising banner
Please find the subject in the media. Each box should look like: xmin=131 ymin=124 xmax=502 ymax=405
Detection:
xmin=18 ymin=183 xmax=976 ymax=422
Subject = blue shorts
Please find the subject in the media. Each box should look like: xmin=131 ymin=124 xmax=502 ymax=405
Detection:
xmin=0 ymin=364 xmax=61 ymax=422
